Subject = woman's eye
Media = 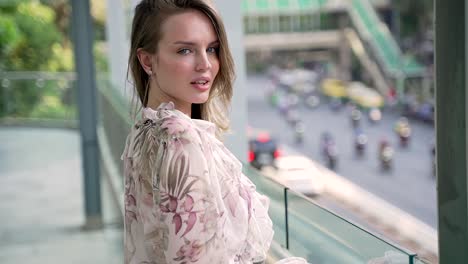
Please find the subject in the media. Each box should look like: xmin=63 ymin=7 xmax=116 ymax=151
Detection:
xmin=178 ymin=48 xmax=191 ymax=55
xmin=207 ymin=47 xmax=218 ymax=53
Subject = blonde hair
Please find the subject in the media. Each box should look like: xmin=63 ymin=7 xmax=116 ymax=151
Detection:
xmin=127 ymin=0 xmax=235 ymax=137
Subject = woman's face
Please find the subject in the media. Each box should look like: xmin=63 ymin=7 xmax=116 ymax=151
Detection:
xmin=150 ymin=9 xmax=220 ymax=114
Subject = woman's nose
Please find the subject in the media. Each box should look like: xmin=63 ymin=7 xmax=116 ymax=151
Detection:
xmin=195 ymin=52 xmax=212 ymax=72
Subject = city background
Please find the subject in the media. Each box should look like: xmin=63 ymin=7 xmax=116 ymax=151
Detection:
xmin=0 ymin=0 xmax=436 ymax=263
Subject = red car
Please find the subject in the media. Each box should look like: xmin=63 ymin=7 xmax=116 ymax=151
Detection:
xmin=248 ymin=132 xmax=281 ymax=170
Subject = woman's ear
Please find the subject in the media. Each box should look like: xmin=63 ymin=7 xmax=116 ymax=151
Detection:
xmin=136 ymin=48 xmax=154 ymax=75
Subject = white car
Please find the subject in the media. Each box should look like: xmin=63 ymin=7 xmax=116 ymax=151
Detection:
xmin=262 ymin=155 xmax=325 ymax=196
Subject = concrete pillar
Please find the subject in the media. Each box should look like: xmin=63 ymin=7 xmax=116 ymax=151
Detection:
xmin=338 ymin=14 xmax=351 ymax=81
xmin=71 ymin=0 xmax=102 ymax=229
xmin=105 ymin=0 xmax=129 ymax=94
xmin=213 ymin=1 xmax=248 ymax=162
xmin=435 ymin=0 xmax=468 ymax=262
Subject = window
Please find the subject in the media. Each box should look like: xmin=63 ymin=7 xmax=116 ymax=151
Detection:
xmin=279 ymin=15 xmax=292 ymax=32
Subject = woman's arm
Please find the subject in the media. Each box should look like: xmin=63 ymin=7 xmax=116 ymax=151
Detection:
xmin=135 ymin=122 xmax=227 ymax=263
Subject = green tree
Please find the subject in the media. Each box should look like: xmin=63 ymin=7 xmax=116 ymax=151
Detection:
xmin=40 ymin=0 xmax=108 ymax=72
xmin=0 ymin=1 xmax=65 ymax=117
xmin=5 ymin=1 xmax=62 ymax=70
xmin=0 ymin=0 xmax=108 ymax=118
xmin=0 ymin=15 xmax=20 ymax=70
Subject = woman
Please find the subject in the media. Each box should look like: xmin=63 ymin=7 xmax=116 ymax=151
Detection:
xmin=122 ymin=1 xmax=306 ymax=263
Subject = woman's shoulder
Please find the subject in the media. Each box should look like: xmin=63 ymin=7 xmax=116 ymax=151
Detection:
xmin=123 ymin=102 xmax=202 ymax=161
xmin=136 ymin=102 xmax=201 ymax=144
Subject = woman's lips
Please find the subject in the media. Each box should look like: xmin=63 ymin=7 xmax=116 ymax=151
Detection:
xmin=190 ymin=78 xmax=210 ymax=91
xmin=191 ymin=81 xmax=210 ymax=91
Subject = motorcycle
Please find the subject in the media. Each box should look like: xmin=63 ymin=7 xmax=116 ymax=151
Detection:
xmin=305 ymin=94 xmax=320 ymax=109
xmin=325 ymin=144 xmax=338 ymax=169
xmin=286 ymin=109 xmax=300 ymax=127
xmin=379 ymin=146 xmax=394 ymax=171
xmin=294 ymin=121 xmax=305 ymax=144
xmin=329 ymin=98 xmax=343 ymax=112
xmin=354 ymin=132 xmax=368 ymax=157
xmin=321 ymin=132 xmax=338 ymax=169
xmin=398 ymin=126 xmax=411 ymax=147
xmin=350 ymin=109 xmax=362 ymax=128
xmin=394 ymin=117 xmax=411 ymax=148
xmin=368 ymin=107 xmax=382 ymax=124
xmin=431 ymin=143 xmax=436 ymax=178
xmin=278 ymin=97 xmax=290 ymax=116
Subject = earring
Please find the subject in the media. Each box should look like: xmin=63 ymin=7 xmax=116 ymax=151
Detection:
xmin=147 ymin=70 xmax=152 ymax=76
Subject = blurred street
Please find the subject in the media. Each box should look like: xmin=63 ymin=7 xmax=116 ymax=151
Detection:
xmin=0 ymin=128 xmax=122 ymax=264
xmin=247 ymin=74 xmax=437 ymax=228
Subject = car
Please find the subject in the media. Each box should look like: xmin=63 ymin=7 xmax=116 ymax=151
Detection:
xmin=347 ymin=82 xmax=384 ymax=109
xmin=320 ymin=78 xmax=348 ymax=100
xmin=262 ymin=155 xmax=325 ymax=196
xmin=248 ymin=132 xmax=280 ymax=170
xmin=277 ymin=68 xmax=318 ymax=94
xmin=415 ymin=102 xmax=434 ymax=123
xmin=402 ymin=99 xmax=434 ymax=124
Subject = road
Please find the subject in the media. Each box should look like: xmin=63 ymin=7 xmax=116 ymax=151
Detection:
xmin=246 ymin=74 xmax=437 ymax=228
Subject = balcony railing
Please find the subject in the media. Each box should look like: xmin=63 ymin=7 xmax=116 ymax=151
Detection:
xmin=0 ymin=72 xmax=428 ymax=263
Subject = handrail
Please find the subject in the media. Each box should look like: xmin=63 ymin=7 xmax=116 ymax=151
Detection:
xmin=243 ymin=164 xmax=420 ymax=263
xmin=0 ymin=72 xmax=428 ymax=263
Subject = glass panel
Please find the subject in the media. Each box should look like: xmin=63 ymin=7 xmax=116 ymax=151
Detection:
xmin=279 ymin=15 xmax=291 ymax=32
xmin=258 ymin=16 xmax=271 ymax=33
xmin=244 ymin=17 xmax=252 ymax=34
xmin=245 ymin=16 xmax=258 ymax=34
xmin=0 ymin=75 xmax=77 ymax=122
xmin=286 ymin=190 xmax=415 ymax=264
xmin=291 ymin=15 xmax=301 ymax=32
xmin=299 ymin=14 xmax=312 ymax=32
xmin=97 ymin=79 xmax=132 ymax=177
xmin=243 ymin=165 xmax=287 ymax=247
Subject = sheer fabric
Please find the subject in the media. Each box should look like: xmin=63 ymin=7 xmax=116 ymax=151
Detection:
xmin=122 ymin=102 xmax=274 ymax=264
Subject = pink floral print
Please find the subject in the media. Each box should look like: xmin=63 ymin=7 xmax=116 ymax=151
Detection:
xmin=122 ymin=102 xmax=274 ymax=264
xmin=174 ymin=239 xmax=203 ymax=262
xmin=161 ymin=116 xmax=192 ymax=136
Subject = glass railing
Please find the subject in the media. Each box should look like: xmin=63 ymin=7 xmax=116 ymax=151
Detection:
xmin=0 ymin=72 xmax=78 ymax=127
xmin=2 ymin=71 xmax=429 ymax=264
xmin=244 ymin=164 xmax=288 ymax=246
xmin=244 ymin=165 xmax=423 ymax=264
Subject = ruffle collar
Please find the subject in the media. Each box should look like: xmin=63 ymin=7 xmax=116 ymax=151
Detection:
xmin=142 ymin=102 xmax=216 ymax=136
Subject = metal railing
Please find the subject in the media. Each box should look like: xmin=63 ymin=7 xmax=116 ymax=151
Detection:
xmin=243 ymin=164 xmax=426 ymax=263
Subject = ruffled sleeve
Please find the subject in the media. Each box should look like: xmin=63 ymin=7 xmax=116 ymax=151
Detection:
xmin=131 ymin=108 xmax=230 ymax=263
xmin=125 ymin=102 xmax=280 ymax=263
xmin=239 ymin=173 xmax=274 ymax=263
xmin=158 ymin=135 xmax=225 ymax=263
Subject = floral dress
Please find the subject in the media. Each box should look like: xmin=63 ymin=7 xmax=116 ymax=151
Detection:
xmin=122 ymin=102 xmax=274 ymax=264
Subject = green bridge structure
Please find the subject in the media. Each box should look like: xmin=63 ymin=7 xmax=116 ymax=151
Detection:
xmin=241 ymin=0 xmax=427 ymax=99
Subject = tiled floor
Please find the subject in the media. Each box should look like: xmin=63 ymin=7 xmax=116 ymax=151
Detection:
xmin=0 ymin=127 xmax=123 ymax=264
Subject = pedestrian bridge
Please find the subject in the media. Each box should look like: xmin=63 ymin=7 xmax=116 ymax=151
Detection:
xmin=242 ymin=0 xmax=426 ymax=97
xmin=242 ymin=0 xmax=424 ymax=78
